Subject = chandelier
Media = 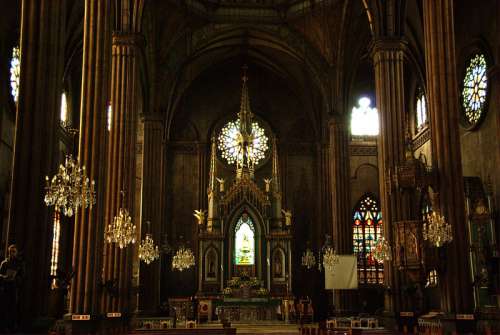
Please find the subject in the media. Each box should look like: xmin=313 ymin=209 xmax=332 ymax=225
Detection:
xmin=172 ymin=245 xmax=195 ymax=271
xmin=301 ymin=248 xmax=316 ymax=270
xmin=105 ymin=206 xmax=136 ymax=249
xmin=423 ymin=210 xmax=453 ymax=247
xmin=139 ymin=234 xmax=160 ymax=265
xmin=373 ymin=237 xmax=392 ymax=263
xmin=322 ymin=246 xmax=340 ymax=271
xmin=44 ymin=154 xmax=96 ymax=217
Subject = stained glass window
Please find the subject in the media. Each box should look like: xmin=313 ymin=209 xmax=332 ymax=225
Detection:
xmin=351 ymin=97 xmax=379 ymax=136
xmin=353 ymin=194 xmax=384 ymax=284
xmin=416 ymin=88 xmax=427 ymax=130
xmin=10 ymin=46 xmax=20 ymax=102
xmin=218 ymin=119 xmax=268 ymax=166
xmin=462 ymin=53 xmax=488 ymax=127
xmin=234 ymin=213 xmax=255 ymax=265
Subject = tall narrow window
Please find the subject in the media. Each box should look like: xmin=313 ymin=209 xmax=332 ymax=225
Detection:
xmin=50 ymin=210 xmax=61 ymax=279
xmin=461 ymin=53 xmax=488 ymax=128
xmin=416 ymin=88 xmax=427 ymax=131
xmin=60 ymin=92 xmax=68 ymax=126
xmin=351 ymin=97 xmax=379 ymax=136
xmin=234 ymin=213 xmax=255 ymax=265
xmin=10 ymin=46 xmax=20 ymax=102
xmin=107 ymin=103 xmax=112 ymax=131
xmin=353 ymin=194 xmax=384 ymax=284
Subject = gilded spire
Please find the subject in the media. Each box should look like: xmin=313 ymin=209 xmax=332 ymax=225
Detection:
xmin=272 ymin=137 xmax=280 ymax=192
xmin=236 ymin=65 xmax=255 ymax=179
xmin=238 ymin=64 xmax=253 ymax=136
xmin=208 ymin=136 xmax=217 ymax=192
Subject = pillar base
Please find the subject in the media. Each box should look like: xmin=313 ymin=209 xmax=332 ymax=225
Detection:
xmin=439 ymin=314 xmax=475 ymax=335
xmin=379 ymin=311 xmax=398 ymax=333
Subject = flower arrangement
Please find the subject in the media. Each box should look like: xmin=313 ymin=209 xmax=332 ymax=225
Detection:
xmin=256 ymin=287 xmax=268 ymax=296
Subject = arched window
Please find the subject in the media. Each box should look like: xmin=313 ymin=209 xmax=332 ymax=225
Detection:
xmin=461 ymin=53 xmax=488 ymax=128
xmin=60 ymin=92 xmax=68 ymax=126
xmin=10 ymin=46 xmax=20 ymax=102
xmin=234 ymin=213 xmax=255 ymax=265
xmin=415 ymin=87 xmax=427 ymax=131
xmin=353 ymin=194 xmax=384 ymax=284
xmin=351 ymin=97 xmax=379 ymax=136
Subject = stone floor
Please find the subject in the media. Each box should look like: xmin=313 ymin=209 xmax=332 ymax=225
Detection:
xmin=199 ymin=321 xmax=300 ymax=334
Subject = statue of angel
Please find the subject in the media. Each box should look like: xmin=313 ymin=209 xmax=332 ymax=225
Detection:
xmin=216 ymin=177 xmax=225 ymax=192
xmin=193 ymin=209 xmax=207 ymax=226
xmin=263 ymin=178 xmax=272 ymax=192
xmin=281 ymin=209 xmax=292 ymax=226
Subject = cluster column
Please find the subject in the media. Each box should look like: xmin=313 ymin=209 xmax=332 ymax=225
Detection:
xmin=423 ymin=0 xmax=473 ymax=313
xmin=371 ymin=38 xmax=408 ymax=312
xmin=7 ymin=0 xmax=65 ymax=325
xmin=329 ymin=114 xmax=352 ymax=311
xmin=138 ymin=114 xmax=165 ymax=312
xmin=101 ymin=32 xmax=142 ymax=314
xmin=70 ymin=0 xmax=112 ymax=317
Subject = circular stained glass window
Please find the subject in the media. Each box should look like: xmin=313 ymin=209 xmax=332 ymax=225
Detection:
xmin=218 ymin=119 xmax=269 ymax=167
xmin=461 ymin=53 xmax=488 ymax=128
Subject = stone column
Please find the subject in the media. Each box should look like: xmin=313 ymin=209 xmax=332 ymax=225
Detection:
xmin=70 ymin=0 xmax=111 ymax=317
xmin=138 ymin=114 xmax=164 ymax=313
xmin=7 ymin=0 xmax=65 ymax=326
xmin=423 ymin=0 xmax=473 ymax=313
xmin=329 ymin=114 xmax=352 ymax=311
xmin=371 ymin=38 xmax=408 ymax=312
xmin=101 ymin=32 xmax=142 ymax=313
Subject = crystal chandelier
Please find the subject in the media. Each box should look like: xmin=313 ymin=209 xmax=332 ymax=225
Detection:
xmin=322 ymin=246 xmax=340 ymax=271
xmin=373 ymin=237 xmax=392 ymax=263
xmin=139 ymin=233 xmax=160 ymax=265
xmin=172 ymin=244 xmax=195 ymax=271
xmin=105 ymin=205 xmax=136 ymax=249
xmin=301 ymin=248 xmax=316 ymax=270
xmin=44 ymin=154 xmax=96 ymax=217
xmin=423 ymin=210 xmax=453 ymax=247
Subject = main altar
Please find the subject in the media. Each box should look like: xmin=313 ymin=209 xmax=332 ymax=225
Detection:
xmin=194 ymin=69 xmax=293 ymax=321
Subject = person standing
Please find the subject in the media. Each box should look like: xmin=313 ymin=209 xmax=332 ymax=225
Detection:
xmin=0 ymin=244 xmax=24 ymax=333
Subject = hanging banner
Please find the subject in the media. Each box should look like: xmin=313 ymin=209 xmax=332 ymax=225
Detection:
xmin=325 ymin=255 xmax=358 ymax=289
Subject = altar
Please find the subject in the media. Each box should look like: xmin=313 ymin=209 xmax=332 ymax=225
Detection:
xmin=195 ymin=70 xmax=293 ymax=308
xmin=215 ymin=298 xmax=281 ymax=322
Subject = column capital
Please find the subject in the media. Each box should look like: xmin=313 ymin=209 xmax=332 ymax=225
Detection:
xmin=112 ymin=32 xmax=145 ymax=48
xmin=328 ymin=113 xmax=349 ymax=128
xmin=369 ymin=37 xmax=407 ymax=57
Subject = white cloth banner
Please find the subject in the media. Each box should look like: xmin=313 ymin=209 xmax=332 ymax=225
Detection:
xmin=325 ymin=255 xmax=358 ymax=289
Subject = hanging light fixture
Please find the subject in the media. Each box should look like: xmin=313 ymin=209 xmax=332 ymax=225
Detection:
xmin=172 ymin=237 xmax=195 ymax=271
xmin=373 ymin=236 xmax=392 ymax=263
xmin=139 ymin=221 xmax=160 ymax=265
xmin=321 ymin=235 xmax=339 ymax=271
xmin=105 ymin=191 xmax=136 ymax=249
xmin=44 ymin=154 xmax=96 ymax=217
xmin=301 ymin=247 xmax=316 ymax=270
xmin=423 ymin=210 xmax=453 ymax=247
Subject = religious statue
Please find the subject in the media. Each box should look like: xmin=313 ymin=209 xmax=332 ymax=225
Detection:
xmin=216 ymin=177 xmax=225 ymax=193
xmin=274 ymin=252 xmax=283 ymax=278
xmin=263 ymin=178 xmax=272 ymax=193
xmin=194 ymin=210 xmax=207 ymax=226
xmin=282 ymin=209 xmax=292 ymax=227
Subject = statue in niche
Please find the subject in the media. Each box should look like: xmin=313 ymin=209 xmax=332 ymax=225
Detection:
xmin=263 ymin=178 xmax=272 ymax=193
xmin=208 ymin=256 xmax=216 ymax=279
xmin=274 ymin=251 xmax=283 ymax=278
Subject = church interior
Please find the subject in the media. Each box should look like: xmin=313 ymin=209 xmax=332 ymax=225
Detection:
xmin=0 ymin=0 xmax=499 ymax=334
